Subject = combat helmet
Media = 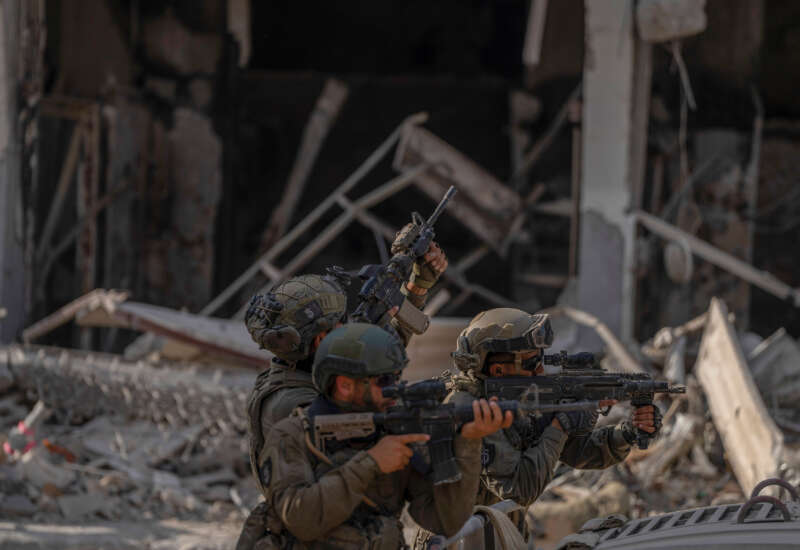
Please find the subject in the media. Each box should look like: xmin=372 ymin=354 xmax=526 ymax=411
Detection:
xmin=312 ymin=323 xmax=408 ymax=396
xmin=451 ymin=308 xmax=553 ymax=377
xmin=245 ymin=274 xmax=347 ymax=362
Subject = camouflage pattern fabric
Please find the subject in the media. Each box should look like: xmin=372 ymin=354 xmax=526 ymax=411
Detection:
xmin=260 ymin=407 xmax=483 ymax=549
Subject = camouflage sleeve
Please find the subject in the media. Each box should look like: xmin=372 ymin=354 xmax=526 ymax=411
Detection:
xmin=265 ymin=420 xmax=381 ymax=542
xmin=559 ymin=425 xmax=631 ymax=469
xmin=405 ymin=435 xmax=483 ymax=536
xmin=481 ymin=424 xmax=568 ymax=507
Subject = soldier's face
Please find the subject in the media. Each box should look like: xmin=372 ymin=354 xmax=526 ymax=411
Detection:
xmin=487 ymin=350 xmax=542 ymax=377
xmin=362 ymin=377 xmax=397 ymax=412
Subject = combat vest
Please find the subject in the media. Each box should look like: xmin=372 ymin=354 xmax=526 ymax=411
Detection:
xmin=260 ymin=398 xmax=407 ymax=550
xmin=247 ymin=358 xmax=318 ymax=494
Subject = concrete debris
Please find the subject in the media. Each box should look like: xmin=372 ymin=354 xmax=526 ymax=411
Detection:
xmin=0 ymin=494 xmax=37 ymax=517
xmin=638 ymin=412 xmax=702 ymax=487
xmin=4 ymin=295 xmax=800 ymax=550
xmin=57 ymin=493 xmax=109 ymax=521
xmin=0 ymin=360 xmax=12 ymax=394
xmin=18 ymin=446 xmax=77 ymax=490
xmin=0 ymin=519 xmax=240 ymax=550
xmin=529 ymin=297 xmax=800 ymax=548
xmin=748 ymin=327 xmax=800 ymax=438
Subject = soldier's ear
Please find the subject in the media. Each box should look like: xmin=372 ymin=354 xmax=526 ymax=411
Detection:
xmin=311 ymin=331 xmax=328 ymax=352
xmin=332 ymin=375 xmax=355 ymax=401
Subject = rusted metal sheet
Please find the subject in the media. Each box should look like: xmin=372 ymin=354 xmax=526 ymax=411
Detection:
xmin=393 ymin=125 xmax=521 ymax=253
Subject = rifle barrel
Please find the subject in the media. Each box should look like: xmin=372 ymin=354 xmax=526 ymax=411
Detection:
xmin=426 ymin=186 xmax=457 ymax=226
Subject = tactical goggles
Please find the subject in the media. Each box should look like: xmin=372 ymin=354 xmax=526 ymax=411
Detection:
xmin=373 ymin=372 xmax=402 ymax=388
xmin=478 ymin=325 xmax=550 ymax=353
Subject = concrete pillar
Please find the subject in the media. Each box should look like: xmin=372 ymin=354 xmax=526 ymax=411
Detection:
xmin=0 ymin=0 xmax=25 ymax=343
xmin=576 ymin=0 xmax=651 ymax=348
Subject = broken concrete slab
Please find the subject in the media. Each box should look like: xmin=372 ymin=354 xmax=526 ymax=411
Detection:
xmin=57 ymin=493 xmax=108 ymax=521
xmin=0 ymin=494 xmax=36 ymax=517
xmin=3 ymin=344 xmax=252 ymax=427
xmin=748 ymin=328 xmax=800 ymax=398
xmin=18 ymin=446 xmax=77 ymax=490
xmin=26 ymin=289 xmax=268 ymax=367
xmin=0 ymin=519 xmax=239 ymax=549
xmin=695 ymin=298 xmax=785 ymax=496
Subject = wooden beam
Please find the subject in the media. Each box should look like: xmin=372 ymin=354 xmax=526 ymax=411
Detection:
xmin=201 ymin=113 xmax=427 ymax=316
xmin=237 ymin=165 xmax=427 ymax=318
xmin=522 ymin=0 xmax=549 ymax=68
xmin=635 ymin=210 xmax=800 ymax=307
xmin=37 ymin=180 xmax=131 ymax=300
xmin=511 ymin=83 xmax=581 ymax=182
xmin=22 ymin=289 xmax=130 ymax=343
xmin=393 ymin=124 xmax=520 ymax=254
xmin=36 ymin=124 xmax=83 ymax=264
xmin=695 ymin=298 xmax=784 ymax=496
xmin=517 ymin=273 xmax=568 ymax=288
xmin=260 ymin=79 xmax=349 ymax=253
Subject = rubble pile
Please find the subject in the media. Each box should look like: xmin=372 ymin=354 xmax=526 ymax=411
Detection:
xmin=529 ymin=299 xmax=800 ymax=548
xmin=0 ymin=345 xmax=257 ymax=549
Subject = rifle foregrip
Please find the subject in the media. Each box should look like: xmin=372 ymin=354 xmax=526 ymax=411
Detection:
xmin=631 ymin=395 xmax=654 ymax=450
xmin=428 ymin=425 xmax=461 ymax=486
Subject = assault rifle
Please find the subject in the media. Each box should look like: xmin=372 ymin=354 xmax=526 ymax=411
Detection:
xmin=312 ymin=379 xmax=602 ymax=485
xmin=349 ymin=186 xmax=457 ymax=335
xmin=484 ymin=356 xmax=686 ymax=449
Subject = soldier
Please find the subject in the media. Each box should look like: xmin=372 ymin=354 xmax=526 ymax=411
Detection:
xmin=258 ymin=322 xmax=511 ymax=548
xmin=236 ymin=240 xmax=446 ymax=549
xmin=413 ymin=308 xmax=661 ymax=546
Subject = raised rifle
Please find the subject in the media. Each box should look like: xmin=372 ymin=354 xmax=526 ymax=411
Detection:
xmin=485 ymin=353 xmax=686 ymax=449
xmin=349 ymin=186 xmax=457 ymax=335
xmin=312 ymin=379 xmax=602 ymax=485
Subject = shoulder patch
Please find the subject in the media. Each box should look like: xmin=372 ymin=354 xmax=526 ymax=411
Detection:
xmin=481 ymin=443 xmax=495 ymax=467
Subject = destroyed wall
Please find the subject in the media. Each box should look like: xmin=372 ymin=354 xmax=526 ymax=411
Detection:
xmin=30 ymin=1 xmax=226 ymax=349
xmin=632 ymin=0 xmax=800 ymax=341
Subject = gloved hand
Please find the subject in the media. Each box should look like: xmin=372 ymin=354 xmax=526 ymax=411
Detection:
xmin=620 ymin=404 xmax=662 ymax=446
xmin=391 ymin=224 xmax=448 ymax=291
xmin=554 ymin=408 xmax=598 ymax=436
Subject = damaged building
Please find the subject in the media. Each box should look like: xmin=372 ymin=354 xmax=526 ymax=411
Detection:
xmin=1 ymin=0 xmax=800 ymax=548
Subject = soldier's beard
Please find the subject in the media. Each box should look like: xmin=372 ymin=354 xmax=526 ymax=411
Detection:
xmin=330 ymin=380 xmax=377 ymax=413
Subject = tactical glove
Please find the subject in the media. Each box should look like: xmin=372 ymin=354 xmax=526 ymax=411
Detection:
xmin=620 ymin=404 xmax=663 ymax=446
xmin=391 ymin=223 xmax=446 ymax=290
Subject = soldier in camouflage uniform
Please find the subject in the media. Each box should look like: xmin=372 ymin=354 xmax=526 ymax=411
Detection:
xmin=236 ymin=237 xmax=447 ymax=549
xmin=412 ymin=308 xmax=660 ymax=547
xmin=257 ymin=323 xmax=510 ymax=549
